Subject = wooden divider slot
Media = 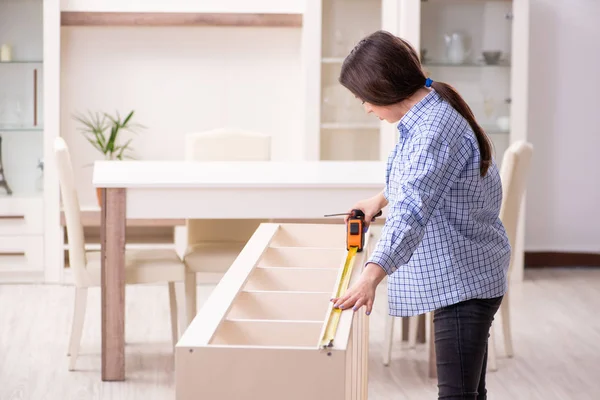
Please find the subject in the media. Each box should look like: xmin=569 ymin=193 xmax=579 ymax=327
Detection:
xmin=258 ymin=246 xmax=346 ymax=269
xmin=244 ymin=267 xmax=339 ymax=293
xmin=210 ymin=320 xmax=323 ymax=347
xmin=227 ymin=291 xmax=332 ymax=321
xmin=269 ymin=223 xmax=346 ymax=248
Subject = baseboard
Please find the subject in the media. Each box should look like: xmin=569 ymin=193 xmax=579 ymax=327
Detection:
xmin=524 ymin=251 xmax=600 ymax=268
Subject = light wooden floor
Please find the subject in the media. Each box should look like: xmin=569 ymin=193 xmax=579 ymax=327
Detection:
xmin=1 ymin=268 xmax=599 ymax=399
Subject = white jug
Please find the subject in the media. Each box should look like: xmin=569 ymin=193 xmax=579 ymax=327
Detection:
xmin=444 ymin=33 xmax=470 ymax=64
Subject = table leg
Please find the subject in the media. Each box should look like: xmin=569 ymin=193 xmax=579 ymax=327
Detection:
xmin=101 ymin=188 xmax=126 ymax=381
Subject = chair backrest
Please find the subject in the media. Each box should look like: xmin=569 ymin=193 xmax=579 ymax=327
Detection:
xmin=54 ymin=137 xmax=87 ymax=284
xmin=498 ymin=141 xmax=533 ymax=277
xmin=185 ymin=129 xmax=271 ymax=243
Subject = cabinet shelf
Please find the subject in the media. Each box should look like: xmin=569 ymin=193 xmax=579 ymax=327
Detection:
xmin=0 ymin=61 xmax=43 ymax=65
xmin=0 ymin=192 xmax=42 ymax=200
xmin=322 ymin=57 xmax=345 ymax=64
xmin=0 ymin=125 xmax=43 ymax=132
xmin=423 ymin=61 xmax=511 ymax=68
xmin=321 ymin=123 xmax=379 ymax=130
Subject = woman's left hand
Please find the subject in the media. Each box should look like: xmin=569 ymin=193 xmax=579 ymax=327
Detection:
xmin=331 ymin=262 xmax=386 ymax=315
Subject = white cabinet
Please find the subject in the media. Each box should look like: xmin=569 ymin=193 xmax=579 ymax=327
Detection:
xmin=397 ymin=0 xmax=530 ymax=279
xmin=397 ymin=0 xmax=530 ymax=168
xmin=302 ymin=0 xmax=530 ymax=280
xmin=0 ymin=198 xmax=45 ymax=281
xmin=303 ymin=0 xmax=530 ymax=165
xmin=176 ymin=223 xmax=370 ymax=399
xmin=0 ymin=0 xmax=47 ymax=282
xmin=303 ymin=0 xmax=390 ymax=162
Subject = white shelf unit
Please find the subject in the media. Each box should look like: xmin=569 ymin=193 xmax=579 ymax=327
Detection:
xmin=0 ymin=0 xmax=47 ymax=283
xmin=303 ymin=0 xmax=529 ymax=280
xmin=303 ymin=0 xmax=393 ymax=162
xmin=397 ymin=0 xmax=530 ymax=281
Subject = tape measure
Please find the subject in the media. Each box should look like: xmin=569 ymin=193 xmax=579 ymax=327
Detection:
xmin=319 ymin=208 xmax=381 ymax=350
xmin=319 ymin=245 xmax=358 ymax=349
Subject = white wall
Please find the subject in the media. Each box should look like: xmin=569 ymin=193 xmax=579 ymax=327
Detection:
xmin=525 ymin=0 xmax=600 ymax=252
xmin=60 ymin=25 xmax=303 ymax=207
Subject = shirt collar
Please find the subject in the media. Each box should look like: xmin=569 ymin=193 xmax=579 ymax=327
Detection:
xmin=397 ymin=89 xmax=441 ymax=136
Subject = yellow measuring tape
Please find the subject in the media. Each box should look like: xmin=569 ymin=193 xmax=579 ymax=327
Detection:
xmin=319 ymin=246 xmax=359 ymax=349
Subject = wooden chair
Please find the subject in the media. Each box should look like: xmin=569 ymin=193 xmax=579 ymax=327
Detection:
xmin=381 ymin=140 xmax=533 ymax=376
xmin=54 ymin=137 xmax=186 ymax=371
xmin=181 ymin=128 xmax=271 ymax=325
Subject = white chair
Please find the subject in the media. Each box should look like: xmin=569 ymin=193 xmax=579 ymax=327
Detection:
xmin=489 ymin=140 xmax=534 ymax=365
xmin=182 ymin=128 xmax=271 ymax=325
xmin=381 ymin=141 xmax=533 ymax=375
xmin=55 ymin=137 xmax=187 ymax=371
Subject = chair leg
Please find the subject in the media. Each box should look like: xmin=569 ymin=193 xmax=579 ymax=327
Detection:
xmin=408 ymin=315 xmax=419 ymax=349
xmin=68 ymin=287 xmax=87 ymax=371
xmin=426 ymin=312 xmax=437 ymax=379
xmin=382 ymin=314 xmax=394 ymax=366
xmin=184 ymin=269 xmax=197 ymax=327
xmin=488 ymin=322 xmax=498 ymax=371
xmin=168 ymin=282 xmax=178 ymax=347
xmin=501 ymin=292 xmax=514 ymax=357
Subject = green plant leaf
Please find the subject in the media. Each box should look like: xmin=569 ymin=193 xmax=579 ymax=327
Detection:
xmin=73 ymin=109 xmax=143 ymax=159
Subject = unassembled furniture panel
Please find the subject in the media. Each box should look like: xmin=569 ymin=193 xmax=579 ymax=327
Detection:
xmin=175 ymin=222 xmax=370 ymax=400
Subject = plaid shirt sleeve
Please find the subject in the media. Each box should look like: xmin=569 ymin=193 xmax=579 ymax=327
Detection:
xmin=368 ymin=130 xmax=469 ymax=275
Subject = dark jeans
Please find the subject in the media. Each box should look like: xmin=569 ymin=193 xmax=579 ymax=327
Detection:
xmin=433 ymin=296 xmax=503 ymax=400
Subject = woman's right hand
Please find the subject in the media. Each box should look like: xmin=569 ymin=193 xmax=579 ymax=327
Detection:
xmin=345 ymin=191 xmax=388 ymax=229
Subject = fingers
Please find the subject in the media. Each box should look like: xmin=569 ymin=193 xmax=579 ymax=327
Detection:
xmin=331 ymin=293 xmax=373 ymax=315
xmin=332 ymin=292 xmax=354 ymax=309
xmin=366 ymin=298 xmax=374 ymax=316
xmin=352 ymin=297 xmax=366 ymax=311
xmin=338 ymin=294 xmax=359 ymax=310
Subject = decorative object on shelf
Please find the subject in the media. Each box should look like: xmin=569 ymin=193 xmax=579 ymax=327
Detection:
xmin=73 ymin=109 xmax=145 ymax=205
xmin=420 ymin=48 xmax=428 ymax=63
xmin=35 ymin=158 xmax=44 ymax=193
xmin=482 ymin=51 xmax=502 ymax=65
xmin=0 ymin=136 xmax=12 ymax=195
xmin=444 ymin=32 xmax=470 ymax=64
xmin=496 ymin=116 xmax=510 ymax=132
xmin=0 ymin=44 xmax=12 ymax=62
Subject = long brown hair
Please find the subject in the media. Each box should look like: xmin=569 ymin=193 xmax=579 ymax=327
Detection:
xmin=339 ymin=30 xmax=493 ymax=176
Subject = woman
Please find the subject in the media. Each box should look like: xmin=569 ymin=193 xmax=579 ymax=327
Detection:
xmin=331 ymin=31 xmax=511 ymax=399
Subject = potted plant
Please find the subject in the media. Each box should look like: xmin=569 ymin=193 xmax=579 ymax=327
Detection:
xmin=73 ymin=110 xmax=144 ymax=205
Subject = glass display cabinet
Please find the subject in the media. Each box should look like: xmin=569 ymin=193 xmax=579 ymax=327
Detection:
xmin=0 ymin=0 xmax=45 ymax=280
xmin=318 ymin=0 xmax=383 ymax=161
xmin=303 ymin=0 xmax=529 ymax=166
xmin=417 ymin=0 xmax=517 ymax=166
xmin=0 ymin=0 xmax=44 ymax=197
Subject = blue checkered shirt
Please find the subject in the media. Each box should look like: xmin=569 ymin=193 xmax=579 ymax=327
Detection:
xmin=368 ymin=90 xmax=511 ymax=317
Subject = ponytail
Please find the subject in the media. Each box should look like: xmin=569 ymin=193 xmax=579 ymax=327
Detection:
xmin=430 ymin=81 xmax=493 ymax=177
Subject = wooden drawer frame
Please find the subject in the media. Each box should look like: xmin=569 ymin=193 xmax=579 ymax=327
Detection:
xmin=176 ymin=222 xmax=371 ymax=400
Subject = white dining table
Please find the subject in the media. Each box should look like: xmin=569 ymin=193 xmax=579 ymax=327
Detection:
xmin=92 ymin=160 xmax=387 ymax=381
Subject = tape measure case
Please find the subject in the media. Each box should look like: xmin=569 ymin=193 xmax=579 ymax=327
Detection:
xmin=175 ymin=222 xmax=371 ymax=400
